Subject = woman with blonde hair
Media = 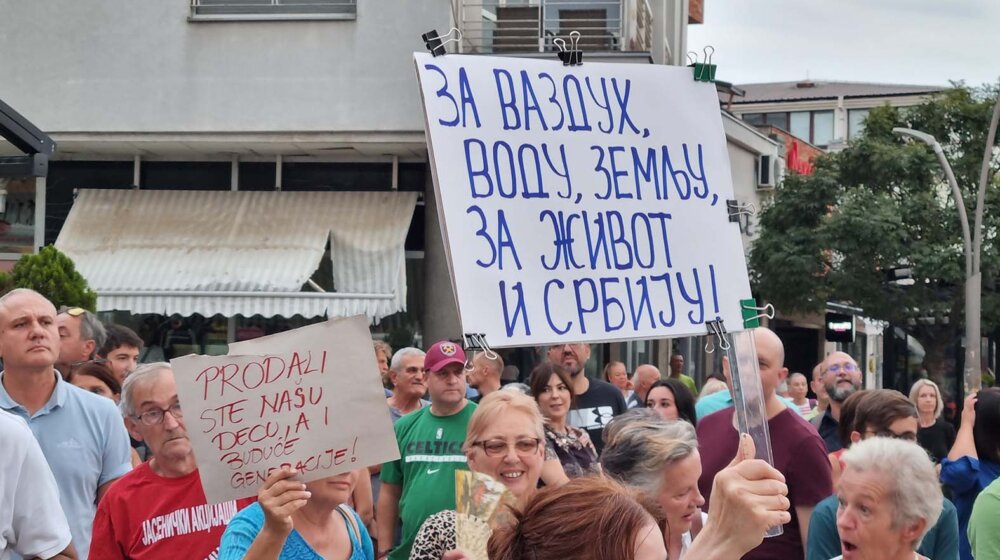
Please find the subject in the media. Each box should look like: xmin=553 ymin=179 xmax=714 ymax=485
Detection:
xmin=409 ymin=390 xmax=565 ymax=559
xmin=909 ymin=378 xmax=955 ymax=464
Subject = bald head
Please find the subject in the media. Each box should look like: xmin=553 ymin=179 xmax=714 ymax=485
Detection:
xmin=753 ymin=327 xmax=785 ymax=367
xmin=821 ymin=351 xmax=862 ymax=403
xmin=0 ymin=288 xmax=54 ymax=322
xmin=632 ymin=364 xmax=661 ymax=401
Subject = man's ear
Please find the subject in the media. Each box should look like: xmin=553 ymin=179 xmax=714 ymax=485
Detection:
xmin=125 ymin=417 xmax=145 ymax=443
xmin=389 ymin=370 xmax=400 ymax=388
xmin=83 ymin=339 xmax=97 ymax=358
xmin=779 ymin=367 xmax=789 ymax=383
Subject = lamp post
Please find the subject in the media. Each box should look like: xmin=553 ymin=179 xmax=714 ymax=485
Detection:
xmin=893 ymin=94 xmax=1000 ymax=394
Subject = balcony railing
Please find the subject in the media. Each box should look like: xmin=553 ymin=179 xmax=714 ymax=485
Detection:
xmin=457 ymin=0 xmax=652 ymax=55
xmin=190 ymin=0 xmax=356 ymax=21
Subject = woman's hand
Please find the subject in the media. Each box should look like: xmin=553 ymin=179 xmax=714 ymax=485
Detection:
xmin=442 ymin=550 xmax=474 ymax=560
xmin=962 ymin=393 xmax=978 ymax=426
xmin=258 ymin=467 xmax=311 ymax=536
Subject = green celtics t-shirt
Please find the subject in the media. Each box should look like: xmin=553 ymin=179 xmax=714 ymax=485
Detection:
xmin=381 ymin=401 xmax=476 ymax=560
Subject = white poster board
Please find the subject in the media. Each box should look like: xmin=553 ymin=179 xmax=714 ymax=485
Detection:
xmin=172 ymin=316 xmax=399 ymax=504
xmin=415 ymin=53 xmax=752 ymax=347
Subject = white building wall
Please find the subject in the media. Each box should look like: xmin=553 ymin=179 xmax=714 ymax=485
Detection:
xmin=0 ymin=0 xmax=450 ymax=134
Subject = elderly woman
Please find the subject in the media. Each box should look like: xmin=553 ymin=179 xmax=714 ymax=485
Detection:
xmin=909 ymin=379 xmax=956 ymax=464
xmin=487 ymin=476 xmax=667 ymax=560
xmin=409 ymin=390 xmax=562 ymax=559
xmin=941 ymin=387 xmax=1000 ymax=560
xmin=645 ymin=378 xmax=698 ymax=426
xmin=806 ymin=389 xmax=959 ymax=560
xmin=602 ymin=408 xmax=792 ymax=560
xmin=528 ymin=363 xmax=600 ymax=480
xmin=832 ymin=437 xmax=943 ymax=560
xmin=602 ymin=360 xmax=631 ymax=398
xmin=219 ymin=468 xmax=373 ymax=560
xmin=601 ymin=409 xmax=704 ymax=559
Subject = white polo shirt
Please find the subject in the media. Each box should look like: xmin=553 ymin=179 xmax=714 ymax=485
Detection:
xmin=0 ymin=373 xmax=132 ymax=560
xmin=0 ymin=410 xmax=72 ymax=560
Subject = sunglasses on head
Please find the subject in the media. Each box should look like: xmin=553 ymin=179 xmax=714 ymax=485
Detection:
xmin=59 ymin=306 xmax=87 ymax=317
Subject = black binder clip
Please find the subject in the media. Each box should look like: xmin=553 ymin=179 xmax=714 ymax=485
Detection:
xmin=555 ymin=31 xmax=583 ymax=66
xmin=688 ymin=46 xmax=717 ymax=83
xmin=727 ymin=199 xmax=756 ymax=223
xmin=705 ymin=319 xmax=730 ymax=353
xmin=422 ymin=28 xmax=462 ymax=57
xmin=460 ymin=333 xmax=499 ymax=371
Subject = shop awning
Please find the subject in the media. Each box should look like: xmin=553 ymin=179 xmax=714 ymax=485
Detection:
xmin=55 ymin=189 xmax=418 ymax=321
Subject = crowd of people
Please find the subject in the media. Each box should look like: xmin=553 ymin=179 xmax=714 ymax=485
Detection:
xmin=1 ymin=286 xmax=999 ymax=559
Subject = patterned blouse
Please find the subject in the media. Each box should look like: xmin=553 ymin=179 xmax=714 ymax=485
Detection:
xmin=543 ymin=424 xmax=600 ymax=479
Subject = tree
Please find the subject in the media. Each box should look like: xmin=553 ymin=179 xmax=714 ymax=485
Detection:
xmin=751 ymin=84 xmax=1000 ymax=385
xmin=0 ymin=245 xmax=97 ymax=310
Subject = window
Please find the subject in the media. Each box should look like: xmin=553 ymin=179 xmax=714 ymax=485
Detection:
xmin=190 ymin=0 xmax=356 ymax=21
xmin=742 ymin=113 xmax=765 ymax=126
xmin=767 ymin=112 xmax=789 ymax=132
xmin=0 ymin=177 xmax=38 ymax=255
xmin=848 ymin=109 xmax=870 ymax=140
xmin=790 ymin=112 xmax=810 ymax=141
xmin=812 ymin=111 xmax=834 ymax=147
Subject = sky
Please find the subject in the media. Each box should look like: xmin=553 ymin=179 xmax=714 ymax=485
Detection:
xmin=687 ymin=0 xmax=1000 ymax=88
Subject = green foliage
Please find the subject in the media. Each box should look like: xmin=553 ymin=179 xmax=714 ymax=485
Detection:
xmin=751 ymin=84 xmax=1000 ymax=337
xmin=2 ymin=246 xmax=97 ymax=310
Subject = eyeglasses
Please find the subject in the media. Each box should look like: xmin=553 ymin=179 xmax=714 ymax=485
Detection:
xmin=827 ymin=363 xmax=859 ymax=374
xmin=69 ymin=358 xmax=110 ymax=373
xmin=58 ymin=307 xmax=87 ymax=317
xmin=864 ymin=429 xmax=917 ymax=442
xmin=472 ymin=438 xmax=541 ymax=457
xmin=133 ymin=403 xmax=184 ymax=426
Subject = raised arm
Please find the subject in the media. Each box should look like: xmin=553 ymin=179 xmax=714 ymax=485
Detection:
xmin=948 ymin=393 xmax=978 ymax=461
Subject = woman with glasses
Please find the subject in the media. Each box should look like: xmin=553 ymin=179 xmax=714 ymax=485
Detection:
xmin=806 ymin=389 xmax=959 ymax=560
xmin=528 ymin=363 xmax=600 ymax=481
xmin=409 ymin=391 xmax=549 ymax=560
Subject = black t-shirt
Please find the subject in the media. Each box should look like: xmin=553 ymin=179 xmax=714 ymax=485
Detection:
xmin=918 ymin=418 xmax=956 ymax=463
xmin=566 ymin=378 xmax=628 ymax=454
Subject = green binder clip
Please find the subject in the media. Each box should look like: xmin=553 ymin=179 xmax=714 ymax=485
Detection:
xmin=690 ymin=46 xmax=717 ymax=83
xmin=741 ymin=299 xmax=775 ymax=329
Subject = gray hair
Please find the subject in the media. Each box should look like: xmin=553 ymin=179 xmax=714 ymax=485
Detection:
xmin=390 ymin=347 xmax=425 ymax=371
xmin=77 ymin=310 xmax=107 ymax=354
xmin=841 ymin=437 xmax=943 ymax=549
xmin=601 ymin=409 xmax=698 ymax=497
xmin=120 ymin=362 xmax=172 ymax=417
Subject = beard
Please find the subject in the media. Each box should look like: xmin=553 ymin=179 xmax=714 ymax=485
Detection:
xmin=827 ymin=382 xmax=858 ymax=403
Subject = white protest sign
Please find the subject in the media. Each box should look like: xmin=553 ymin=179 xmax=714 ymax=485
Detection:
xmin=414 ymin=53 xmax=753 ymax=347
xmin=171 ymin=316 xmax=399 ymax=504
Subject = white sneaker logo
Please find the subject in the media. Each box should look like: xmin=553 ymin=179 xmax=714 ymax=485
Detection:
xmin=426 ymin=467 xmax=441 ymax=475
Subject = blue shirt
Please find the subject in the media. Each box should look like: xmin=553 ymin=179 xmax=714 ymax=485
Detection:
xmin=219 ymin=502 xmax=373 ymax=560
xmin=695 ymin=389 xmax=798 ymax=420
xmin=941 ymin=455 xmax=1000 ymax=560
xmin=806 ymin=493 xmax=959 ymax=560
xmin=0 ymin=372 xmax=132 ymax=560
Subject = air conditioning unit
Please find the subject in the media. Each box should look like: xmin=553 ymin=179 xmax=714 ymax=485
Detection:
xmin=756 ymin=154 xmax=784 ymax=190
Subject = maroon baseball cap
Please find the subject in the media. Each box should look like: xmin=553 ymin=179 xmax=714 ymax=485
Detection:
xmin=424 ymin=340 xmax=467 ymax=373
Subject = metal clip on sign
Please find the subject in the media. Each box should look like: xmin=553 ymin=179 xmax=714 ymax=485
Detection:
xmin=554 ymin=31 xmax=583 ymax=66
xmin=422 ymin=28 xmax=462 ymax=57
xmin=689 ymin=45 xmax=717 ymax=83
xmin=461 ymin=333 xmax=498 ymax=371
xmin=741 ymin=299 xmax=775 ymax=329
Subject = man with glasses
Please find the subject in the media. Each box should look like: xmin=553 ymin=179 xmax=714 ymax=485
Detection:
xmin=55 ymin=306 xmax=107 ymax=380
xmin=812 ymin=352 xmax=863 ymax=452
xmin=0 ymin=289 xmax=131 ymax=559
xmin=377 ymin=341 xmax=477 ymax=560
xmin=90 ymin=363 xmax=253 ymax=559
xmin=546 ymin=342 xmax=627 ymax=454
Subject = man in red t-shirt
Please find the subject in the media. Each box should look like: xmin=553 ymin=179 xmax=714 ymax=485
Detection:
xmin=90 ymin=363 xmax=253 ymax=559
xmin=696 ymin=327 xmax=832 ymax=560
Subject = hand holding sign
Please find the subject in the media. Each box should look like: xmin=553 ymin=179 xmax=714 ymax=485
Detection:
xmin=258 ymin=467 xmax=311 ymax=536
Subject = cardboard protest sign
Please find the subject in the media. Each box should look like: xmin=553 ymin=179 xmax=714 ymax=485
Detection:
xmin=415 ymin=53 xmax=752 ymax=347
xmin=172 ymin=316 xmax=399 ymax=504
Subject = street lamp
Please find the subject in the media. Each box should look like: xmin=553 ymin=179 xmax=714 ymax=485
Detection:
xmin=893 ymin=94 xmax=1000 ymax=394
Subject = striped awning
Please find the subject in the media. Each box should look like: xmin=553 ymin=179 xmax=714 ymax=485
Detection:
xmin=54 ymin=189 xmax=417 ymax=321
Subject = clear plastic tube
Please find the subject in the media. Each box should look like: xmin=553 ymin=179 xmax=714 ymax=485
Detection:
xmin=726 ymin=328 xmax=783 ymax=538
